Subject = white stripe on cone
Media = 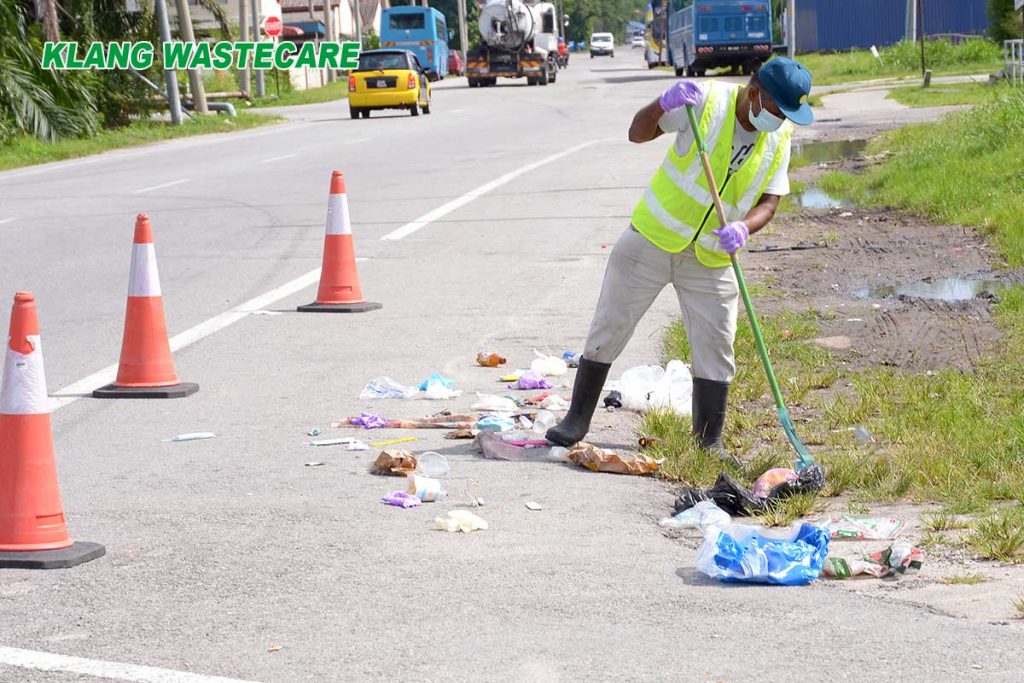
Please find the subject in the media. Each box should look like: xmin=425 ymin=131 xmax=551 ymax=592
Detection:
xmin=0 ymin=335 xmax=49 ymax=415
xmin=325 ymin=194 xmax=351 ymax=236
xmin=128 ymin=243 xmax=161 ymax=297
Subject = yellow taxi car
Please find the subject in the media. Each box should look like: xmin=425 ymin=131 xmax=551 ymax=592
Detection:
xmin=348 ymin=49 xmax=432 ymax=119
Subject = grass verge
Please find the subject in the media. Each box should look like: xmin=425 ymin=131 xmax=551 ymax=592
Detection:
xmin=818 ymin=88 xmax=1024 ymax=265
xmin=0 ymin=112 xmax=281 ymax=172
xmin=244 ymin=79 xmax=350 ymax=108
xmin=887 ymin=80 xmax=1013 ymax=108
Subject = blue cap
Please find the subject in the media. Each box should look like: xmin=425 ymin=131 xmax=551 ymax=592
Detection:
xmin=758 ymin=57 xmax=814 ymax=126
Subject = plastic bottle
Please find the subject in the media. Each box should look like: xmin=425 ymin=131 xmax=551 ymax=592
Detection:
xmin=476 ymin=352 xmax=507 ymax=367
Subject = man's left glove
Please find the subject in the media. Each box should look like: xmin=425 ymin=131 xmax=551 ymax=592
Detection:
xmin=712 ymin=221 xmax=749 ymax=255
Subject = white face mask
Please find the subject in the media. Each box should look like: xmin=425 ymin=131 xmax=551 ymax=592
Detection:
xmin=750 ymin=90 xmax=785 ymax=133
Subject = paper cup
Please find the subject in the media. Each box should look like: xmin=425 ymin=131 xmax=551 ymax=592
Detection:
xmin=407 ymin=474 xmax=446 ymax=502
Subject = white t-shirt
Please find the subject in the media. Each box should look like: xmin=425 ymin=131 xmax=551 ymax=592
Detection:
xmin=658 ymin=83 xmax=790 ymax=196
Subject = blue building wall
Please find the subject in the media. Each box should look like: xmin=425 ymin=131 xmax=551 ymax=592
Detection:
xmin=796 ymin=0 xmax=989 ymax=53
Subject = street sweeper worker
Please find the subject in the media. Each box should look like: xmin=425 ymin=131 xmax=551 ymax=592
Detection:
xmin=546 ymin=57 xmax=815 ymax=463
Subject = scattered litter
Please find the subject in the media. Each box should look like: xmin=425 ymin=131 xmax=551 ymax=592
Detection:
xmin=306 ymin=427 xmax=322 ymax=437
xmin=510 ymin=372 xmax=553 ymax=390
xmin=476 ymin=415 xmax=516 ymax=432
xmin=603 ymin=390 xmax=623 ymax=408
xmin=304 ymin=461 xmax=327 ymax=467
xmin=696 ymin=523 xmax=831 ymax=585
xmin=637 ymin=436 xmax=660 ymax=449
xmin=752 ymin=468 xmax=799 ymax=498
xmin=305 ymin=437 xmax=367 ymax=448
xmin=266 ymin=645 xmax=283 ymax=652
xmin=407 ymin=474 xmax=446 ymax=502
xmin=336 ymin=414 xmax=477 ymax=430
xmin=371 ymin=436 xmax=417 ymax=448
xmin=164 ymin=432 xmax=216 ymax=442
xmin=617 ymin=361 xmax=692 ymax=414
xmin=562 ymin=351 xmax=581 ymax=368
xmin=658 ymin=500 xmax=731 ymax=531
xmin=823 ymin=515 xmax=906 ymax=540
xmin=465 ymin=480 xmax=486 ymax=506
xmin=839 ymin=211 xmax=853 ymax=218
xmin=251 ymin=310 xmax=283 ymax=316
xmin=675 ymin=466 xmax=827 ymax=516
xmin=476 ymin=352 xmax=507 ymax=367
xmin=526 ymin=391 xmax=551 ymax=405
xmin=566 ymin=442 xmax=662 ymax=475
xmin=846 ymin=318 xmax=862 ymax=322
xmin=416 ymin=452 xmax=450 ymax=478
xmin=349 ymin=412 xmax=388 ymax=429
xmin=436 ymin=509 xmax=488 ymax=532
xmin=371 ymin=450 xmax=418 ymax=475
xmin=421 ymin=379 xmax=462 ymax=400
xmin=547 ymin=446 xmax=570 ymax=463
xmin=823 ymin=543 xmax=923 ymax=579
xmin=475 ymin=430 xmax=533 ymax=461
xmin=359 ymin=376 xmax=418 ymax=400
xmin=418 ymin=374 xmax=452 ymax=390
xmin=471 ymin=393 xmax=518 ymax=412
xmin=525 ymin=501 xmax=544 ymax=511
xmin=530 ymin=350 xmax=569 ymax=377
xmin=445 ymin=429 xmax=477 ymax=440
xmin=499 ymin=371 xmax=523 ymax=382
xmin=530 ymin=410 xmax=556 ymax=434
xmin=505 ymin=438 xmax=550 ymax=447
xmin=382 ymin=491 xmax=421 ymax=509
xmin=539 ymin=395 xmax=569 ymax=411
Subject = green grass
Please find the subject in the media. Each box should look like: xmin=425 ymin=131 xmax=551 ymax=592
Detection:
xmin=887 ymin=81 xmax=1013 ymax=108
xmin=0 ymin=112 xmax=281 ymax=172
xmin=937 ymin=573 xmax=987 ymax=585
xmin=819 ymin=89 xmax=1024 ymax=266
xmin=797 ymin=39 xmax=1003 ymax=86
xmin=923 ymin=511 xmax=970 ymax=532
xmin=245 ymin=79 xmax=350 ymax=108
xmin=968 ymin=508 xmax=1024 ymax=563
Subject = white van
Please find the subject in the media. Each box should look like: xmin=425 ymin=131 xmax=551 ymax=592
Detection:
xmin=590 ymin=33 xmax=614 ymax=58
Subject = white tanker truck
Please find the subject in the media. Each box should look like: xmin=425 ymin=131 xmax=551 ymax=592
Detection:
xmin=467 ymin=0 xmax=559 ymax=87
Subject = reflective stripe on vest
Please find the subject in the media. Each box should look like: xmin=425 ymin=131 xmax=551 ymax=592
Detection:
xmin=631 ymin=81 xmax=793 ymax=269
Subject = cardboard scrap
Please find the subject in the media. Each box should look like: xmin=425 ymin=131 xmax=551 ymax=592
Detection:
xmin=567 ymin=442 xmax=663 ymax=475
xmin=371 ymin=450 xmax=418 ymax=476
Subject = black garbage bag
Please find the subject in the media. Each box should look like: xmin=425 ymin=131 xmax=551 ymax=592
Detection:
xmin=673 ymin=465 xmax=828 ymax=517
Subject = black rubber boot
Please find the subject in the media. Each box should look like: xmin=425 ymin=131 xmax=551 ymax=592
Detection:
xmin=545 ymin=357 xmax=612 ymax=447
xmin=692 ymin=377 xmax=741 ymax=466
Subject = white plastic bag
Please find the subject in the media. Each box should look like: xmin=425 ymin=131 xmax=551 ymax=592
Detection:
xmin=530 ymin=349 xmax=568 ymax=377
xmin=359 ymin=376 xmax=418 ymax=400
xmin=471 ymin=393 xmax=518 ymax=412
xmin=617 ymin=360 xmax=692 ymax=414
xmin=658 ymin=501 xmax=732 ymax=531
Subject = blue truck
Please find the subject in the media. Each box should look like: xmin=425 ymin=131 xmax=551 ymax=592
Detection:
xmin=380 ymin=6 xmax=449 ymax=81
xmin=667 ymin=0 xmax=774 ymax=77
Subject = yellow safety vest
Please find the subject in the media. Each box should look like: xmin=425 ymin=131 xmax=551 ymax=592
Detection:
xmin=631 ymin=81 xmax=793 ymax=268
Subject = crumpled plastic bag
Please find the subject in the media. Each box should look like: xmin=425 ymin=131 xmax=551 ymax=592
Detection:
xmin=360 ymin=376 xmax=418 ymax=400
xmin=510 ymin=372 xmax=553 ymax=390
xmin=822 ymin=515 xmax=907 ymax=540
xmin=421 ymin=379 xmax=462 ymax=400
xmin=617 ymin=360 xmax=692 ymax=414
xmin=530 ymin=350 xmax=568 ymax=377
xmin=436 ymin=510 xmax=488 ymax=532
xmin=696 ymin=522 xmax=831 ymax=585
xmin=659 ymin=500 xmax=731 ymax=531
xmin=471 ymin=393 xmax=518 ymax=412
xmin=371 ymin=450 xmax=418 ymax=476
xmin=675 ymin=465 xmax=827 ymax=516
xmin=382 ymin=491 xmax=421 ymax=509
xmin=475 ymin=415 xmax=516 ymax=432
xmin=752 ymin=468 xmax=799 ymax=498
xmin=350 ymin=412 xmax=388 ymax=429
xmin=540 ymin=395 xmax=569 ymax=411
xmin=566 ymin=442 xmax=662 ymax=475
xmin=823 ymin=543 xmax=923 ymax=579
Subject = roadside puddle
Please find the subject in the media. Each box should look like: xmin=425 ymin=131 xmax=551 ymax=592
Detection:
xmin=793 ymin=186 xmax=851 ymax=209
xmin=854 ymin=277 xmax=1007 ymax=302
xmin=793 ymin=138 xmax=869 ymax=164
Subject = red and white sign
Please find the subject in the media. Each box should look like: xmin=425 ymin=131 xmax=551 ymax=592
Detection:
xmin=262 ymin=15 xmax=283 ymax=37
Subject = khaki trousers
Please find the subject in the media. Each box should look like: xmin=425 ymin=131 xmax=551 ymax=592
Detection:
xmin=583 ymin=226 xmax=739 ymax=383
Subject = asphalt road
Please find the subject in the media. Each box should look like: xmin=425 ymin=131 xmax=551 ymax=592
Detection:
xmin=2 ymin=56 xmax=1021 ymax=681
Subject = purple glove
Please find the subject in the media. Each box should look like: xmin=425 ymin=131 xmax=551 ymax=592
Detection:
xmin=659 ymin=80 xmax=703 ymax=113
xmin=712 ymin=221 xmax=749 ymax=254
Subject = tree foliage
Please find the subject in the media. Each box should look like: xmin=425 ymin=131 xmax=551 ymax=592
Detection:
xmin=989 ymin=0 xmax=1023 ymax=42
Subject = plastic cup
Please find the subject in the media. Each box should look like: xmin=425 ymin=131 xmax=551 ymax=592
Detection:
xmin=407 ymin=474 xmax=446 ymax=502
xmin=416 ymin=452 xmax=450 ymax=478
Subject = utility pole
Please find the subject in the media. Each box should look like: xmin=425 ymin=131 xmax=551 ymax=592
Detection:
xmin=154 ymin=0 xmax=183 ymax=124
xmin=323 ymin=0 xmax=336 ymax=82
xmin=173 ymin=0 xmax=209 ymax=113
xmin=787 ymin=0 xmax=796 ymax=59
xmin=354 ymin=0 xmax=362 ymax=47
xmin=457 ymin=0 xmax=468 ymax=61
xmin=917 ymin=0 xmax=929 ymax=84
xmin=251 ymin=0 xmax=266 ymax=97
xmin=239 ymin=0 xmax=251 ymax=96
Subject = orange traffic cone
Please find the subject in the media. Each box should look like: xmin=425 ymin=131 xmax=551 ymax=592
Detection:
xmin=0 ymin=292 xmax=105 ymax=569
xmin=93 ymin=214 xmax=198 ymax=399
xmin=297 ymin=171 xmax=381 ymax=313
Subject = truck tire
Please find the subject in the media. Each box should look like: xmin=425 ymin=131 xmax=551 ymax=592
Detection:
xmin=539 ymin=67 xmax=549 ymax=86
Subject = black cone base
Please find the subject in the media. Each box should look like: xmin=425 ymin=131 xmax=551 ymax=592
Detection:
xmin=0 ymin=541 xmax=106 ymax=569
xmin=92 ymin=382 xmax=199 ymax=399
xmin=297 ymin=301 xmax=382 ymax=313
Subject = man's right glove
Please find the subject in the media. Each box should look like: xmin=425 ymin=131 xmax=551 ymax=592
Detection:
xmin=659 ymin=80 xmax=703 ymax=114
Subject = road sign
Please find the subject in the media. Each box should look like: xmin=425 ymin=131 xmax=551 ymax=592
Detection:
xmin=263 ymin=15 xmax=282 ymax=37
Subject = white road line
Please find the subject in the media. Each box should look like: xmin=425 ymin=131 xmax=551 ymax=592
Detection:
xmin=379 ymin=139 xmax=606 ymax=241
xmin=258 ymin=154 xmax=296 ymax=164
xmin=0 ymin=217 xmax=14 ymax=225
xmin=0 ymin=645 xmax=258 ymax=683
xmin=132 ymin=179 xmax=189 ymax=194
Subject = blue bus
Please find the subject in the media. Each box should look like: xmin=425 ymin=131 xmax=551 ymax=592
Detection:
xmin=380 ymin=6 xmax=448 ymax=81
xmin=667 ymin=0 xmax=773 ymax=77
